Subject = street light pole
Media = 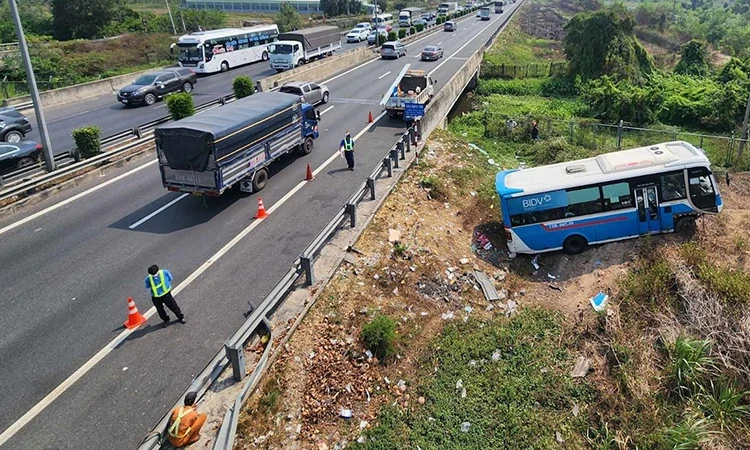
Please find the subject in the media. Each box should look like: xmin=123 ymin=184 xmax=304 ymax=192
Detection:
xmin=165 ymin=0 xmax=177 ymax=35
xmin=736 ymin=90 xmax=750 ymax=162
xmin=8 ymin=0 xmax=55 ymax=172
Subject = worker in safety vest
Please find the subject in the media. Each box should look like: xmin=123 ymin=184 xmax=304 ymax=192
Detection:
xmin=144 ymin=264 xmax=185 ymax=328
xmin=340 ymin=130 xmax=355 ymax=171
xmin=167 ymin=391 xmax=206 ymax=447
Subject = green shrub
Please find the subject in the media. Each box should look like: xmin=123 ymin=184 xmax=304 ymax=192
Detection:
xmin=232 ymin=75 xmax=255 ymax=99
xmin=71 ymin=126 xmax=101 ymax=159
xmin=387 ymin=30 xmax=397 ymax=41
xmin=398 ymin=28 xmax=407 ymax=39
xmin=415 ymin=23 xmax=424 ymax=32
xmin=409 ymin=26 xmax=416 ymax=35
xmin=361 ymin=315 xmax=397 ymax=362
xmin=166 ymin=92 xmax=195 ymax=120
xmin=377 ymin=33 xmax=387 ymax=46
xmin=668 ymin=336 xmax=718 ymax=398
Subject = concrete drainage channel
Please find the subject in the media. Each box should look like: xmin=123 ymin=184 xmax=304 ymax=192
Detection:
xmin=0 ymin=13 xmax=466 ymax=211
xmin=134 ymin=4 xmax=524 ymax=449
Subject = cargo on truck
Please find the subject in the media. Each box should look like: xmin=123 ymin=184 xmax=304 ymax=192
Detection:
xmin=269 ymin=26 xmax=342 ymax=72
xmin=438 ymin=2 xmax=459 ymax=15
xmin=380 ymin=66 xmax=435 ymax=118
xmin=155 ymin=92 xmax=321 ymax=196
xmin=399 ymin=7 xmax=423 ymax=27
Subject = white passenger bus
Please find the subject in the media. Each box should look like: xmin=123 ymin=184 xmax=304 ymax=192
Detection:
xmin=372 ymin=13 xmax=394 ymax=28
xmin=173 ymin=25 xmax=279 ymax=74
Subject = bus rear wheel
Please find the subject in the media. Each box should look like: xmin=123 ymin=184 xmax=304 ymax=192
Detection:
xmin=563 ymin=235 xmax=588 ymax=255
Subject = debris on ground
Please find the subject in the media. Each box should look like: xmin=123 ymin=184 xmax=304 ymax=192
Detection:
xmin=590 ymin=292 xmax=608 ymax=312
xmin=473 ymin=270 xmax=500 ymax=301
xmin=570 ymin=356 xmax=591 ymax=378
xmin=388 ymin=229 xmax=401 ymax=243
xmin=460 ymin=422 xmax=471 ymax=432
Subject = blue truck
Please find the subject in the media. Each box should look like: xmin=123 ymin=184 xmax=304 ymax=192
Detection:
xmin=155 ymin=92 xmax=320 ymax=196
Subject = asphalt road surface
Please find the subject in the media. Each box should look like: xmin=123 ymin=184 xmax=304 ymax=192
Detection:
xmin=0 ymin=6 xmax=519 ymax=450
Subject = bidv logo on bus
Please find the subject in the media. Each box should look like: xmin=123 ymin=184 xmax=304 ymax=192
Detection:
xmin=521 ymin=194 xmax=553 ymax=210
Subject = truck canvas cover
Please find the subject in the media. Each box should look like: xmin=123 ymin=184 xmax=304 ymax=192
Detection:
xmin=155 ymin=92 xmax=301 ymax=172
xmin=278 ymin=26 xmax=340 ymax=52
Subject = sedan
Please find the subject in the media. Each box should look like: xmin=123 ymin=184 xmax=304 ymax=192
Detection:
xmin=346 ymin=28 xmax=369 ymax=42
xmin=421 ymin=46 xmax=444 ymax=61
xmin=0 ymin=140 xmax=42 ymax=175
xmin=380 ymin=41 xmax=407 ymax=59
xmin=0 ymin=106 xmax=32 ymax=143
xmin=413 ymin=18 xmax=427 ymax=27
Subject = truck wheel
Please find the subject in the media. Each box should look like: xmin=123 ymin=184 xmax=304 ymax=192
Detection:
xmin=253 ymin=168 xmax=268 ymax=192
xmin=262 ymin=51 xmax=269 ymax=61
xmin=144 ymin=93 xmax=156 ymax=106
xmin=563 ymin=235 xmax=588 ymax=255
xmin=300 ymin=136 xmax=314 ymax=155
xmin=221 ymin=61 xmax=229 ymax=72
xmin=182 ymin=82 xmax=193 ymax=93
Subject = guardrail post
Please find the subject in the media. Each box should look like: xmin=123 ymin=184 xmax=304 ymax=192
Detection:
xmin=220 ymin=96 xmax=227 ymax=105
xmin=390 ymin=149 xmax=399 ymax=169
xmin=397 ymin=140 xmax=406 ymax=160
xmin=367 ymin=176 xmax=375 ymax=200
xmin=301 ymin=255 xmax=315 ymax=286
xmin=383 ymin=156 xmax=393 ymax=177
xmin=410 ymin=125 xmax=417 ymax=146
xmin=132 ymin=127 xmax=142 ymax=139
xmin=224 ymin=341 xmax=246 ymax=382
xmin=256 ymin=81 xmax=263 ymax=93
xmin=345 ymin=202 xmax=356 ymax=228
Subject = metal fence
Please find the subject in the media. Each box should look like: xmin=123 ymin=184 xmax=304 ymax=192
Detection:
xmin=482 ymin=112 xmax=750 ymax=169
xmin=480 ymin=61 xmax=567 ymax=79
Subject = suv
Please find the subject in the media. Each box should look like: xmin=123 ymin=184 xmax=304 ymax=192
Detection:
xmin=380 ymin=41 xmax=407 ymax=59
xmin=0 ymin=106 xmax=32 ymax=143
xmin=279 ymin=81 xmax=330 ymax=105
xmin=117 ymin=68 xmax=197 ymax=106
xmin=444 ymin=21 xmax=457 ymax=31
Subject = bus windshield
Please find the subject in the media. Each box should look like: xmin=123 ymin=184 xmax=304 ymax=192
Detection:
xmin=269 ymin=44 xmax=294 ymax=55
xmin=178 ymin=44 xmax=203 ymax=63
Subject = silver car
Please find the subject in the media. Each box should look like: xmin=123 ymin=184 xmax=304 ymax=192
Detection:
xmin=444 ymin=21 xmax=457 ymax=31
xmin=279 ymin=81 xmax=330 ymax=105
xmin=380 ymin=41 xmax=407 ymax=59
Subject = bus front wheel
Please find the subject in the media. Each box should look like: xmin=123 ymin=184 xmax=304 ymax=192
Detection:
xmin=563 ymin=235 xmax=588 ymax=255
xmin=262 ymin=51 xmax=269 ymax=61
xmin=221 ymin=61 xmax=229 ymax=72
xmin=675 ymin=216 xmax=697 ymax=237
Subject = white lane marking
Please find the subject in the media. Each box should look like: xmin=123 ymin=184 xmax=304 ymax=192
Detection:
xmin=378 ymin=71 xmax=391 ymax=79
xmin=429 ymin=14 xmax=504 ymax=77
xmin=0 ymin=160 xmax=159 ymax=237
xmin=0 ymin=110 xmax=388 ymax=446
xmin=319 ymin=105 xmax=335 ymax=115
xmin=437 ymin=41 xmax=443 ymax=45
xmin=128 ymin=193 xmax=189 ymax=229
xmin=155 ymin=104 xmax=168 ymax=110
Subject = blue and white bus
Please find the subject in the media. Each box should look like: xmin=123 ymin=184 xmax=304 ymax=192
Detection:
xmin=496 ymin=141 xmax=723 ymax=256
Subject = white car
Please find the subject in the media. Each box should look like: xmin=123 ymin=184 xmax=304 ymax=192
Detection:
xmin=347 ymin=28 xmax=370 ymax=42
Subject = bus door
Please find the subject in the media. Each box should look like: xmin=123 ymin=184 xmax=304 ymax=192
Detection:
xmin=636 ymin=186 xmax=661 ymax=234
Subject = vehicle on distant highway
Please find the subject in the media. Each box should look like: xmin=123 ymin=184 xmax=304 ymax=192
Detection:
xmin=380 ymin=41 xmax=407 ymax=59
xmin=346 ymin=27 xmax=369 ymax=42
xmin=444 ymin=20 xmax=457 ymax=31
xmin=155 ymin=92 xmax=321 ymax=196
xmin=172 ymin=25 xmax=279 ymax=74
xmin=399 ymin=7 xmax=423 ymax=27
xmin=367 ymin=28 xmax=388 ymax=45
xmin=279 ymin=81 xmax=330 ymax=105
xmin=269 ymin=26 xmax=342 ymax=71
xmin=372 ymin=13 xmax=394 ymax=28
xmin=0 ymin=140 xmax=42 ymax=174
xmin=480 ymin=6 xmax=491 ymax=19
xmin=421 ymin=46 xmax=444 ymax=60
xmin=0 ymin=106 xmax=32 ymax=143
xmin=494 ymin=1 xmax=504 ymax=13
xmin=117 ymin=68 xmax=197 ymax=106
xmin=413 ymin=18 xmax=428 ymax=27
xmin=382 ymin=69 xmax=435 ymax=118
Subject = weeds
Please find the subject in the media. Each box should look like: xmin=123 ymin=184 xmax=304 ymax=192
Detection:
xmin=696 ymin=380 xmax=750 ymax=432
xmin=418 ymin=176 xmax=448 ymax=201
xmin=361 ymin=315 xmax=397 ymax=362
xmin=668 ymin=336 xmax=718 ymax=398
xmin=660 ymin=417 xmax=714 ymax=450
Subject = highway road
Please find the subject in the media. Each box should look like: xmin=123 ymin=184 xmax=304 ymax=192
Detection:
xmin=0 ymin=5 xmax=519 ymax=450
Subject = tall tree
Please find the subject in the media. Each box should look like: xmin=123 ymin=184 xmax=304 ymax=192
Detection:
xmin=674 ymin=40 xmax=711 ymax=76
xmin=275 ymin=3 xmax=302 ymax=32
xmin=51 ymin=0 xmax=118 ymax=40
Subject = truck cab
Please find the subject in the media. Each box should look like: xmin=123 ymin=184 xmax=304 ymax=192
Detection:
xmin=269 ymin=41 xmax=301 ymax=71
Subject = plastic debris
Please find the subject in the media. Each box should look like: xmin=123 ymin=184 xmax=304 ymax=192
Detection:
xmin=505 ymin=300 xmax=518 ymax=318
xmin=360 ymin=420 xmax=369 ymax=430
xmin=340 ymin=409 xmax=353 ymax=419
xmin=594 ymin=259 xmax=602 ymax=267
xmin=468 ymin=360 xmax=477 ymax=367
xmin=460 ymin=257 xmax=470 ymax=265
xmin=455 ymin=379 xmax=463 ymax=390
xmin=357 ymin=436 xmax=366 ymax=444
xmin=441 ymin=311 xmax=455 ymax=321
xmin=531 ymin=255 xmax=540 ymax=270
xmin=365 ymin=350 xmax=373 ymax=359
xmin=547 ymin=273 xmax=556 ymax=280
xmin=461 ymin=387 xmax=467 ymax=398
xmin=590 ymin=292 xmax=609 ymax=312
xmin=571 ymin=356 xmax=591 ymax=378
xmin=388 ymin=229 xmax=402 ymax=243
xmin=468 ymin=143 xmax=488 ymax=155
xmin=464 ymin=305 xmax=473 ymax=314
xmin=461 ymin=422 xmax=471 ymax=432
xmin=556 ymin=431 xmax=565 ymax=444
xmin=572 ymin=404 xmax=580 ymax=417
xmin=492 ymin=349 xmax=501 ymax=361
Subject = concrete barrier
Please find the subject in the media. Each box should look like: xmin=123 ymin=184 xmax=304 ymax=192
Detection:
xmin=2 ymin=65 xmax=175 ymax=111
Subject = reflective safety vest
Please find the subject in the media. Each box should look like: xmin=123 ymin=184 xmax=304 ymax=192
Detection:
xmin=168 ymin=406 xmax=195 ymax=439
xmin=343 ymin=137 xmax=354 ymax=151
xmin=148 ymin=270 xmax=170 ymax=298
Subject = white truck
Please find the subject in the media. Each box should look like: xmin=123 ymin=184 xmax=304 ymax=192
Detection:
xmin=480 ymin=6 xmax=491 ymax=19
xmin=398 ymin=7 xmax=423 ymax=27
xmin=380 ymin=66 xmax=436 ymax=118
xmin=268 ymin=26 xmax=342 ymax=72
xmin=438 ymin=2 xmax=459 ymax=15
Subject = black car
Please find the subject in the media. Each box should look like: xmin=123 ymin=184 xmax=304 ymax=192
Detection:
xmin=0 ymin=140 xmax=42 ymax=174
xmin=0 ymin=106 xmax=32 ymax=143
xmin=117 ymin=68 xmax=197 ymax=106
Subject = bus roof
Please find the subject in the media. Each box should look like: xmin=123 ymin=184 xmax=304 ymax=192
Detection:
xmin=497 ymin=141 xmax=711 ymax=198
xmin=177 ymin=25 xmax=278 ymax=44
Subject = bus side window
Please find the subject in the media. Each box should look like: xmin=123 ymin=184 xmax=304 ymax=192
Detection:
xmin=566 ymin=186 xmax=602 ymax=217
xmin=688 ymin=167 xmax=717 ymax=211
xmin=601 ymin=182 xmax=632 ymax=211
xmin=660 ymin=172 xmax=686 ymax=201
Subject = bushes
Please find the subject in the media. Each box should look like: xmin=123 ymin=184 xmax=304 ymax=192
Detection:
xmin=409 ymin=26 xmax=416 ymax=35
xmin=166 ymin=92 xmax=195 ymax=120
xmin=361 ymin=315 xmax=397 ymax=362
xmin=71 ymin=126 xmax=101 ymax=159
xmin=377 ymin=33 xmax=387 ymax=46
xmin=415 ymin=23 xmax=424 ymax=32
xmin=232 ymin=76 xmax=255 ymax=99
xmin=398 ymin=28 xmax=407 ymax=39
xmin=387 ymin=30 xmax=397 ymax=41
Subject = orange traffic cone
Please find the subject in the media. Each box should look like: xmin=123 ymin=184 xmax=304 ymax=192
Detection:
xmin=305 ymin=164 xmax=314 ymax=181
xmin=124 ymin=297 xmax=147 ymax=329
xmin=368 ymin=111 xmax=373 ymax=123
xmin=256 ymin=197 xmax=269 ymax=219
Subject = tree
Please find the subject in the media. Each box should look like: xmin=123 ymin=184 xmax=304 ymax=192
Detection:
xmin=51 ymin=0 xmax=118 ymax=40
xmin=563 ymin=5 xmax=654 ymax=81
xmin=0 ymin=0 xmax=53 ymax=43
xmin=233 ymin=76 xmax=255 ymax=99
xmin=674 ymin=40 xmax=710 ymax=76
xmin=166 ymin=93 xmax=195 ymax=120
xmin=275 ymin=3 xmax=302 ymax=33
